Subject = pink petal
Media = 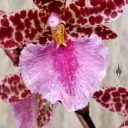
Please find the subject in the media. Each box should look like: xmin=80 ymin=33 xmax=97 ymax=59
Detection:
xmin=0 ymin=74 xmax=31 ymax=104
xmin=0 ymin=9 xmax=48 ymax=49
xmin=62 ymin=0 xmax=127 ymax=27
xmin=120 ymin=120 xmax=128 ymax=128
xmin=13 ymin=94 xmax=53 ymax=128
xmin=19 ymin=34 xmax=108 ymax=111
xmin=66 ymin=24 xmax=117 ymax=40
xmin=93 ymin=85 xmax=128 ymax=116
xmin=37 ymin=95 xmax=53 ymax=127
xmin=13 ymin=95 xmax=39 ymax=128
xmin=33 ymin=0 xmax=66 ymax=14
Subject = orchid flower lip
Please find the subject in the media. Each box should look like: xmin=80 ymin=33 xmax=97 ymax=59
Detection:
xmin=19 ymin=33 xmax=109 ymax=111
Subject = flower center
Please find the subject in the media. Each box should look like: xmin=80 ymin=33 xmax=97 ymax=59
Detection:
xmin=46 ymin=12 xmax=67 ymax=48
xmin=51 ymin=23 xmax=67 ymax=48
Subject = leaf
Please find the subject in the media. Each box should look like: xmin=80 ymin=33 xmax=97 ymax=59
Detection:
xmin=93 ymin=86 xmax=128 ymax=116
xmin=0 ymin=74 xmax=31 ymax=104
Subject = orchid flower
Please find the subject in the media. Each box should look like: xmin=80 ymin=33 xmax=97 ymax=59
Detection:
xmin=93 ymin=85 xmax=128 ymax=128
xmin=0 ymin=0 xmax=127 ymax=112
xmin=18 ymin=0 xmax=111 ymax=111
xmin=0 ymin=0 xmax=128 ymax=127
xmin=18 ymin=0 xmax=128 ymax=112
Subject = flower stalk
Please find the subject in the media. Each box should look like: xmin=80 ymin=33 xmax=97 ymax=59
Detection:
xmin=76 ymin=105 xmax=96 ymax=128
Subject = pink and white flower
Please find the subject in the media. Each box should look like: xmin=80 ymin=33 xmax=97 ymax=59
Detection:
xmin=0 ymin=0 xmax=127 ymax=124
xmin=19 ymin=11 xmax=109 ymax=111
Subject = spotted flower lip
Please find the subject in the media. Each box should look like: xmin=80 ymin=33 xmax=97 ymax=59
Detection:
xmin=19 ymin=33 xmax=109 ymax=111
